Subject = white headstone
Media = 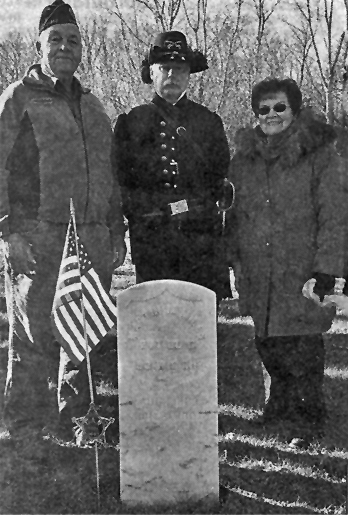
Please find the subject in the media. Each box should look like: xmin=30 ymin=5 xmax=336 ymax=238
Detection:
xmin=117 ymin=280 xmax=219 ymax=508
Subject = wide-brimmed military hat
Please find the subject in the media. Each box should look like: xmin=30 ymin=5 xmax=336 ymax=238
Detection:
xmin=39 ymin=0 xmax=78 ymax=35
xmin=141 ymin=31 xmax=208 ymax=84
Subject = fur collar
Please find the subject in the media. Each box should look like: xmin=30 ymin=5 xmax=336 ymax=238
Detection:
xmin=235 ymin=108 xmax=337 ymax=166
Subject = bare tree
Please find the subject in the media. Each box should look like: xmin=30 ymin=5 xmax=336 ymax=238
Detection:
xmin=252 ymin=0 xmax=282 ymax=79
xmin=283 ymin=16 xmax=313 ymax=87
xmin=0 ymin=31 xmax=36 ymax=92
xmin=291 ymin=0 xmax=347 ymax=123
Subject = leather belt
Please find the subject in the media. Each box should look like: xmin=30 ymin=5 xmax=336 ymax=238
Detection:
xmin=141 ymin=198 xmax=207 ymax=219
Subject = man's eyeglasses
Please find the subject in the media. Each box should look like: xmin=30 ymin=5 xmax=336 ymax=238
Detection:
xmin=258 ymin=103 xmax=288 ymax=116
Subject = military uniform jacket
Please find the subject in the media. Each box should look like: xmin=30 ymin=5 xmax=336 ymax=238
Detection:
xmin=114 ymin=93 xmax=230 ymax=258
xmin=114 ymin=93 xmax=231 ymax=297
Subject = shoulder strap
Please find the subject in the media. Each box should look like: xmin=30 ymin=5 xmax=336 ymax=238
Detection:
xmin=149 ymin=101 xmax=206 ymax=162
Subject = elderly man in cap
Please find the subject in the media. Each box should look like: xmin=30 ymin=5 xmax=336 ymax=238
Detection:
xmin=0 ymin=0 xmax=126 ymax=458
xmin=114 ymin=31 xmax=231 ymax=301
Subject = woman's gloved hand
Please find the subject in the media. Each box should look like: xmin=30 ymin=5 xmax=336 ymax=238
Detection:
xmin=302 ymin=273 xmax=335 ymax=306
xmin=312 ymin=272 xmax=335 ymax=301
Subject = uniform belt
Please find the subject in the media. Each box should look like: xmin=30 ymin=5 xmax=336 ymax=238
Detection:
xmin=141 ymin=198 xmax=207 ymax=219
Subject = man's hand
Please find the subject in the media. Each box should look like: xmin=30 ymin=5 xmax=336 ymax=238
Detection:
xmin=112 ymin=235 xmax=127 ymax=269
xmin=4 ymin=233 xmax=36 ymax=276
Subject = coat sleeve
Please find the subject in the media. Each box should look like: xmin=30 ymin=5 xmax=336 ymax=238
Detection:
xmin=113 ymin=113 xmax=134 ymax=220
xmin=224 ymin=153 xmax=242 ymax=267
xmin=312 ymin=143 xmax=348 ymax=278
xmin=207 ymin=113 xmax=230 ymax=201
xmin=0 ymin=83 xmax=26 ymax=237
xmin=107 ymin=134 xmax=126 ymax=240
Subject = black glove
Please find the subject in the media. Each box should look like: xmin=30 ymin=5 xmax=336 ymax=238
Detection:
xmin=312 ymin=272 xmax=335 ymax=301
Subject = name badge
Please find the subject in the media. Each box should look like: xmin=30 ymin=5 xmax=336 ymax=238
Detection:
xmin=169 ymin=199 xmax=189 ymax=216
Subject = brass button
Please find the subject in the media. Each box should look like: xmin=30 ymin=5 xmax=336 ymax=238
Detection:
xmin=172 ymin=170 xmax=176 ymax=175
xmin=161 ymin=144 xmax=167 ymax=149
xmin=174 ymin=184 xmax=177 ymax=188
xmin=163 ymin=169 xmax=169 ymax=174
xmin=160 ymin=132 xmax=166 ymax=138
xmin=164 ymin=182 xmax=171 ymax=188
xmin=160 ymin=121 xmax=166 ymax=126
xmin=171 ymin=136 xmax=175 ymax=139
xmin=171 ymin=147 xmax=175 ymax=151
xmin=161 ymin=156 xmax=167 ymax=161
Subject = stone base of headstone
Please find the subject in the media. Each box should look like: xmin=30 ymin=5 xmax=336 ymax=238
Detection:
xmin=117 ymin=280 xmax=219 ymax=507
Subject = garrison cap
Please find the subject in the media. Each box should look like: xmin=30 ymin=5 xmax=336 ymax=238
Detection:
xmin=39 ymin=0 xmax=78 ymax=35
xmin=141 ymin=31 xmax=208 ymax=84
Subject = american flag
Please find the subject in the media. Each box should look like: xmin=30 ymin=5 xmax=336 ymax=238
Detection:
xmin=51 ymin=217 xmax=118 ymax=365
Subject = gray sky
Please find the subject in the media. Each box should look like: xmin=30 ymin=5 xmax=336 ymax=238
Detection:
xmin=0 ymin=0 xmax=106 ymax=39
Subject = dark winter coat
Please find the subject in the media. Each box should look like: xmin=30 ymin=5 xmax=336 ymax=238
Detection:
xmin=228 ymin=109 xmax=347 ymax=337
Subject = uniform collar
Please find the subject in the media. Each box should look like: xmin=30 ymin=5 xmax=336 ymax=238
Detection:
xmin=152 ymin=92 xmax=188 ymax=109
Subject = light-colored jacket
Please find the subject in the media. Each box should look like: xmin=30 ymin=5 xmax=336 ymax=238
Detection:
xmin=0 ymin=64 xmax=124 ymax=238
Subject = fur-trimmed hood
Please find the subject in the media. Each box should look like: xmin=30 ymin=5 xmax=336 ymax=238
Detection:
xmin=235 ymin=108 xmax=337 ymax=166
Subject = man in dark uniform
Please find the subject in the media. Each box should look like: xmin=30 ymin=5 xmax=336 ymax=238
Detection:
xmin=114 ymin=31 xmax=231 ymax=302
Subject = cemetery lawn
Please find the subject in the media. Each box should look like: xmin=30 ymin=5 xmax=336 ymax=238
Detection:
xmin=0 ymin=244 xmax=347 ymax=514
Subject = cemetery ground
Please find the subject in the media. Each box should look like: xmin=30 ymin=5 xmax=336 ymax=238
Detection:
xmin=0 ymin=241 xmax=347 ymax=514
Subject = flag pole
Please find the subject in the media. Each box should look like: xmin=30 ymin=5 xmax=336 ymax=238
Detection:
xmin=69 ymin=199 xmax=101 ymax=512
xmin=69 ymin=198 xmax=95 ymax=404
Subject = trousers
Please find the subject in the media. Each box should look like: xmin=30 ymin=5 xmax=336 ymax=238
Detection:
xmin=2 ymin=221 xmax=116 ymax=437
xmin=130 ymin=216 xmax=231 ymax=302
xmin=255 ymin=333 xmax=326 ymax=428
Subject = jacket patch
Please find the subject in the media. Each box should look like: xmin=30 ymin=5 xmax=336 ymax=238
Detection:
xmin=30 ymin=98 xmax=53 ymax=105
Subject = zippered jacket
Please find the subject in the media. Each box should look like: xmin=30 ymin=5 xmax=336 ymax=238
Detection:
xmin=0 ymin=64 xmax=125 ymax=238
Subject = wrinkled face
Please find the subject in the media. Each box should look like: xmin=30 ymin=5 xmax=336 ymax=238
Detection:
xmin=37 ymin=24 xmax=82 ymax=79
xmin=150 ymin=61 xmax=190 ymax=103
xmin=258 ymin=91 xmax=294 ymax=135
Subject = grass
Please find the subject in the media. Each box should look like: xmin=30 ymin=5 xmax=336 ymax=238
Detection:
xmin=0 ymin=245 xmax=348 ymax=513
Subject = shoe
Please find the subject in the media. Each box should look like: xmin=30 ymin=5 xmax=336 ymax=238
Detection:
xmin=287 ymin=423 xmax=324 ymax=450
xmin=288 ymin=437 xmax=311 ymax=449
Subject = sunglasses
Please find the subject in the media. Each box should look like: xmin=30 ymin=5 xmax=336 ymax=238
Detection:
xmin=258 ymin=103 xmax=288 ymax=116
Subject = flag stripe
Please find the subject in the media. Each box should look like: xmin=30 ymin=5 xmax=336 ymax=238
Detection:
xmin=82 ymin=286 xmax=114 ymax=329
xmin=59 ymin=304 xmax=87 ymax=349
xmin=82 ymin=294 xmax=109 ymax=338
xmin=59 ymin=269 xmax=80 ymax=284
xmin=89 ymin=269 xmax=118 ymax=314
xmin=83 ymin=279 xmax=116 ymax=328
xmin=86 ymin=270 xmax=118 ymax=318
xmin=60 ymin=255 xmax=78 ymax=268
xmin=56 ymin=308 xmax=90 ymax=361
xmin=53 ymin=311 xmax=85 ymax=363
xmin=69 ymin=301 xmax=100 ymax=346
xmin=58 ymin=282 xmax=82 ymax=299
xmin=51 ymin=216 xmax=118 ymax=364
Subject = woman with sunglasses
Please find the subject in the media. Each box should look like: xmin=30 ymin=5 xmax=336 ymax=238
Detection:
xmin=227 ymin=77 xmax=347 ymax=448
